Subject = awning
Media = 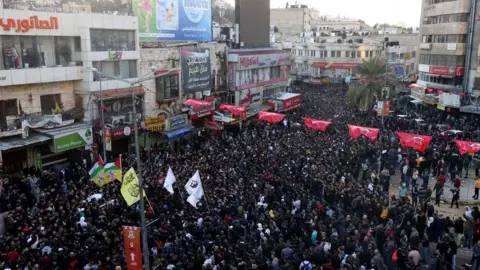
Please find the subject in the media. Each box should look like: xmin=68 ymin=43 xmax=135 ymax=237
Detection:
xmin=164 ymin=126 xmax=194 ymax=140
xmin=0 ymin=134 xmax=51 ymax=152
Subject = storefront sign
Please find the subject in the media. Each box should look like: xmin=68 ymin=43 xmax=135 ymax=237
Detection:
xmin=122 ymin=226 xmax=143 ymax=270
xmin=0 ymin=16 xmax=58 ymax=32
xmin=423 ymin=94 xmax=438 ymax=105
xmin=109 ymin=51 xmax=123 ymax=60
xmin=429 ymin=66 xmax=450 ymax=76
xmin=102 ymin=96 xmax=143 ymax=126
xmin=411 ymin=88 xmax=425 ymax=100
xmin=112 ymin=125 xmax=141 ymax=139
xmin=190 ymin=101 xmax=214 ymax=120
xmin=239 ymin=87 xmax=262 ymax=107
xmin=438 ymin=93 xmax=461 ymax=108
xmin=165 ymin=114 xmax=189 ymax=132
xmin=52 ymin=127 xmax=93 ymax=153
xmin=228 ymin=63 xmax=236 ymax=91
xmin=237 ymin=77 xmax=288 ymax=90
xmin=181 ymin=48 xmax=212 ymax=94
xmin=282 ymin=95 xmax=302 ymax=111
xmin=237 ymin=52 xmax=291 ymax=70
xmin=312 ymin=62 xmax=358 ymax=69
xmin=105 ymin=127 xmax=112 ymax=151
xmin=143 ymin=116 xmax=165 ymax=132
xmin=454 ymin=67 xmax=465 ymax=77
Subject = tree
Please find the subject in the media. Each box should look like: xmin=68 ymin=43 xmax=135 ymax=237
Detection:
xmin=347 ymin=58 xmax=396 ymax=109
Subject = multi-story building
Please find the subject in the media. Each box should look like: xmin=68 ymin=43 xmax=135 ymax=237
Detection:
xmin=0 ymin=6 xmax=140 ymax=172
xmin=292 ymin=35 xmax=384 ymax=80
xmin=315 ymin=15 xmax=363 ymax=31
xmin=415 ymin=0 xmax=480 ymax=113
xmin=270 ymin=6 xmax=319 ymax=37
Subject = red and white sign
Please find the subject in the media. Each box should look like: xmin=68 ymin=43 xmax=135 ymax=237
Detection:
xmin=312 ymin=62 xmax=358 ymax=69
xmin=122 ymin=226 xmax=142 ymax=270
xmin=282 ymin=95 xmax=302 ymax=111
xmin=237 ymin=53 xmax=291 ymax=70
xmin=112 ymin=125 xmax=141 ymax=139
xmin=429 ymin=66 xmax=450 ymax=76
xmin=187 ymin=99 xmax=215 ymax=120
xmin=454 ymin=67 xmax=465 ymax=77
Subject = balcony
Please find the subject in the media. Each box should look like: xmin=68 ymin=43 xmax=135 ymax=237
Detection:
xmin=0 ymin=66 xmax=83 ymax=87
xmin=420 ymin=43 xmax=432 ymax=50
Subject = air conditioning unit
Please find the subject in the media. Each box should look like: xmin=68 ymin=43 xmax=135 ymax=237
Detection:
xmin=110 ymin=116 xmax=126 ymax=127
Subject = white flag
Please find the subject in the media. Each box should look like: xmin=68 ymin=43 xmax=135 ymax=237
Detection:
xmin=184 ymin=170 xmax=204 ymax=208
xmin=163 ymin=167 xmax=176 ymax=194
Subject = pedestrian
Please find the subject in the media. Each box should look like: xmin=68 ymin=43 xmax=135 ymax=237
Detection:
xmin=468 ymin=239 xmax=480 ymax=270
xmin=473 ymin=177 xmax=480 ymax=200
xmin=451 ymin=189 xmax=460 ymax=209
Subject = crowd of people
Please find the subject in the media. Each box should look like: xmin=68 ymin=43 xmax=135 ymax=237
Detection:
xmin=1 ymin=83 xmax=480 ymax=270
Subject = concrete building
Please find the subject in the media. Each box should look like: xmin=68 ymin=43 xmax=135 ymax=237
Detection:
xmin=236 ymin=0 xmax=270 ymax=48
xmin=315 ymin=15 xmax=363 ymax=31
xmin=0 ymin=7 xmax=140 ymax=172
xmin=270 ymin=7 xmax=319 ymax=37
xmin=292 ymin=35 xmax=384 ymax=80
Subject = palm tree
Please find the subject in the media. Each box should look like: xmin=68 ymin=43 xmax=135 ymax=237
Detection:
xmin=347 ymin=58 xmax=395 ymax=110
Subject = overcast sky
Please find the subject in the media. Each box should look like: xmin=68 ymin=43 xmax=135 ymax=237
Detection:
xmin=225 ymin=0 xmax=422 ymax=28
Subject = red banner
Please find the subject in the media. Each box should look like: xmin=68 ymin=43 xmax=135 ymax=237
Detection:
xmin=348 ymin=125 xmax=380 ymax=141
xmin=454 ymin=139 xmax=480 ymax=155
xmin=122 ymin=226 xmax=142 ymax=270
xmin=303 ymin=118 xmax=331 ymax=132
xmin=219 ymin=104 xmax=246 ymax=117
xmin=283 ymin=95 xmax=302 ymax=111
xmin=396 ymin=132 xmax=432 ymax=153
xmin=258 ymin=111 xmax=285 ymax=123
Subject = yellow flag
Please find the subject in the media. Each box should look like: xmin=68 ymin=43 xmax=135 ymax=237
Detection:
xmin=121 ymin=168 xmax=146 ymax=206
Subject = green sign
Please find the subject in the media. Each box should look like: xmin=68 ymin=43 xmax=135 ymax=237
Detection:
xmin=53 ymin=128 xmax=93 ymax=152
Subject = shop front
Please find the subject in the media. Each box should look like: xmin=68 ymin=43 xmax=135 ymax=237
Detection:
xmin=0 ymin=133 xmax=51 ymax=173
xmin=36 ymin=123 xmax=93 ymax=168
xmin=110 ymin=125 xmax=142 ymax=155
xmin=164 ymin=114 xmax=194 ymax=141
xmin=142 ymin=115 xmax=166 ymax=148
xmin=184 ymin=98 xmax=215 ymax=123
xmin=312 ymin=62 xmax=357 ymax=81
xmin=269 ymin=92 xmax=302 ymax=112
xmin=437 ymin=92 xmax=461 ymax=113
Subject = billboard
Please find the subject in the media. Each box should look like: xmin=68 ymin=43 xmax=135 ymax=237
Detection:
xmin=181 ymin=48 xmax=212 ymax=94
xmin=134 ymin=0 xmax=212 ymax=41
xmin=3 ymin=0 xmax=132 ymax=15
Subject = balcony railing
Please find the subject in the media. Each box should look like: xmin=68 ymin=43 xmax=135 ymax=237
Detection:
xmin=0 ymin=66 xmax=83 ymax=87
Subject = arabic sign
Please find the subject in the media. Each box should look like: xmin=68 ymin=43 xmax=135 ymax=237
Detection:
xmin=181 ymin=48 xmax=212 ymax=94
xmin=429 ymin=66 xmax=449 ymax=76
xmin=239 ymin=87 xmax=262 ymax=107
xmin=112 ymin=125 xmax=141 ymax=139
xmin=165 ymin=114 xmax=189 ymax=132
xmin=102 ymin=96 xmax=143 ymax=121
xmin=312 ymin=62 xmax=358 ymax=69
xmin=190 ymin=101 xmax=214 ymax=120
xmin=238 ymin=53 xmax=291 ymax=70
xmin=0 ymin=16 xmax=58 ymax=33
xmin=3 ymin=0 xmax=131 ymax=15
xmin=134 ymin=0 xmax=212 ymax=41
xmin=122 ymin=226 xmax=143 ymax=270
xmin=52 ymin=127 xmax=93 ymax=153
xmin=282 ymin=95 xmax=302 ymax=111
xmin=143 ymin=115 xmax=165 ymax=132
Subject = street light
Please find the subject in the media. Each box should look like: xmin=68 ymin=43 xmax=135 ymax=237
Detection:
xmin=89 ymin=67 xmax=179 ymax=270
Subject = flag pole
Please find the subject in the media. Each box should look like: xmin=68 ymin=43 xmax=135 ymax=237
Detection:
xmin=202 ymin=190 xmax=212 ymax=213
xmin=145 ymin=196 xmax=156 ymax=215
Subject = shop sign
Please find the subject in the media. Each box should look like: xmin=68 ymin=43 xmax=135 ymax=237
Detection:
xmin=423 ymin=94 xmax=438 ymax=105
xmin=454 ymin=67 xmax=465 ymax=77
xmin=52 ymin=127 xmax=93 ymax=153
xmin=122 ymin=226 xmax=142 ymax=270
xmin=429 ymin=66 xmax=450 ymax=76
xmin=237 ymin=52 xmax=291 ymax=70
xmin=377 ymin=101 xmax=390 ymax=116
xmin=312 ymin=62 xmax=358 ymax=69
xmin=112 ymin=125 xmax=141 ymax=139
xmin=239 ymin=87 xmax=262 ymax=107
xmin=105 ymin=128 xmax=112 ymax=151
xmin=165 ymin=114 xmax=189 ymax=132
xmin=190 ymin=101 xmax=215 ymax=120
xmin=438 ymin=93 xmax=461 ymax=108
xmin=411 ymin=88 xmax=425 ymax=99
xmin=102 ymin=96 xmax=143 ymax=124
xmin=109 ymin=51 xmax=123 ymax=60
xmin=143 ymin=115 xmax=165 ymax=132
xmin=282 ymin=96 xmax=302 ymax=111
xmin=0 ymin=16 xmax=59 ymax=33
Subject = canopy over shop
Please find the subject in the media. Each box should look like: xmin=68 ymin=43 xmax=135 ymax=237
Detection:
xmin=183 ymin=98 xmax=215 ymax=121
xmin=268 ymin=92 xmax=302 ymax=112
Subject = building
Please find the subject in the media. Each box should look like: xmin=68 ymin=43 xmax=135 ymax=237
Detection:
xmin=292 ymin=35 xmax=384 ymax=81
xmin=0 ymin=6 xmax=140 ymax=172
xmin=315 ymin=15 xmax=363 ymax=31
xmin=236 ymin=0 xmax=270 ymax=48
xmin=227 ymin=49 xmax=292 ymax=115
xmin=270 ymin=6 xmax=319 ymax=37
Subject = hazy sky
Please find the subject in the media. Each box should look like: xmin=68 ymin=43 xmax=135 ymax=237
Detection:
xmin=226 ymin=0 xmax=422 ymax=28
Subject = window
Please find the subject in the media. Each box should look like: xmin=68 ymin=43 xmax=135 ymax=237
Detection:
xmin=424 ymin=13 xmax=469 ymax=25
xmin=93 ymin=60 xmax=137 ymax=80
xmin=422 ymin=34 xmax=466 ymax=43
xmin=270 ymin=66 xmax=281 ymax=79
xmin=412 ymin=51 xmax=416 ymax=58
xmin=162 ymin=75 xmax=179 ymax=99
xmin=40 ymin=94 xmax=61 ymax=115
xmin=90 ymin=30 xmax=135 ymax=51
xmin=358 ymin=51 xmax=362 ymax=58
xmin=419 ymin=54 xmax=465 ymax=67
xmin=345 ymin=51 xmax=350 ymax=58
xmin=330 ymin=51 xmax=335 ymax=57
xmin=351 ymin=51 xmax=356 ymax=58
xmin=428 ymin=0 xmax=457 ymax=4
xmin=5 ymin=99 xmax=17 ymax=116
xmin=74 ymin=37 xmax=81 ymax=52
xmin=336 ymin=51 xmax=341 ymax=57
xmin=311 ymin=50 xmax=315 ymax=57
xmin=323 ymin=50 xmax=327 ymax=57
xmin=54 ymin=37 xmax=73 ymax=66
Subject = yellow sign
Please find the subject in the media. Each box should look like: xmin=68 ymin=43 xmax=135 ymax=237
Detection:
xmin=121 ymin=168 xmax=146 ymax=206
xmin=143 ymin=115 xmax=165 ymax=132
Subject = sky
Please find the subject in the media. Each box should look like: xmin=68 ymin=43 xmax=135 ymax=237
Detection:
xmin=225 ymin=0 xmax=422 ymax=28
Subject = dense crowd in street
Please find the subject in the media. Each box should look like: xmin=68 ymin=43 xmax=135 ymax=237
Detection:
xmin=1 ymin=83 xmax=480 ymax=270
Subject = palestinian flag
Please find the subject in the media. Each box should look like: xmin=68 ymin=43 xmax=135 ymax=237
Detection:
xmin=89 ymin=156 xmax=105 ymax=187
xmin=104 ymin=157 xmax=122 ymax=184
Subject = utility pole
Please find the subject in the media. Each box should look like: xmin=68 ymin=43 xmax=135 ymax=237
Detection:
xmin=100 ymin=77 xmax=107 ymax=162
